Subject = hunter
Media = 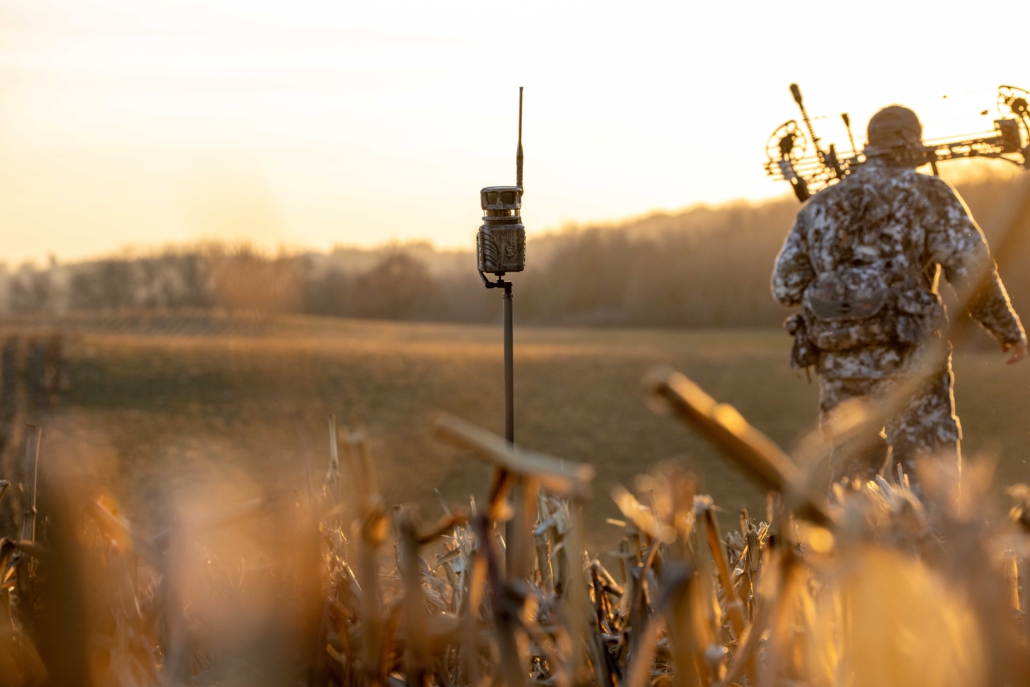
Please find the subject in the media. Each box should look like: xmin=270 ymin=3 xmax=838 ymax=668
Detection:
xmin=772 ymin=105 xmax=1028 ymax=484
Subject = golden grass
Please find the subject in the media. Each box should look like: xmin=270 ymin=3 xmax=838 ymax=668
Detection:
xmin=1 ymin=361 xmax=1026 ymax=686
xmin=3 ymin=313 xmax=1028 ymax=547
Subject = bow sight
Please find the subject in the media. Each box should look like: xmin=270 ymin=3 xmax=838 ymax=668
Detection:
xmin=765 ymin=84 xmax=1030 ymax=202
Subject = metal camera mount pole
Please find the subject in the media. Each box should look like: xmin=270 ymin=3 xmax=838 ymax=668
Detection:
xmin=476 ymin=88 xmax=527 ymax=576
xmin=478 ymin=273 xmax=515 ymax=444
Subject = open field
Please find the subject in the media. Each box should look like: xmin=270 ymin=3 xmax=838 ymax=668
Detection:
xmin=5 ymin=312 xmax=1029 ymax=547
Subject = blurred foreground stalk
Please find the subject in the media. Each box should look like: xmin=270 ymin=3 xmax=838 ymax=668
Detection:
xmin=0 ymin=367 xmax=1026 ymax=687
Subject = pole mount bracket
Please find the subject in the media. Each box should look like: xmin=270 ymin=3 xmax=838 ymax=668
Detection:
xmin=479 ymin=271 xmax=512 ymax=293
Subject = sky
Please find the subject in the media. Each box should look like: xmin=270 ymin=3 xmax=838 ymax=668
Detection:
xmin=1 ymin=0 xmax=1029 ymax=264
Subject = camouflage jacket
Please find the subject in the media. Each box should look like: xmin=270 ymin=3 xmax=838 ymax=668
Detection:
xmin=772 ymin=159 xmax=1024 ymax=379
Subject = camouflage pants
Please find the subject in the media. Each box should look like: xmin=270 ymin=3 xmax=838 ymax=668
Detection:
xmin=818 ymin=362 xmax=961 ymax=483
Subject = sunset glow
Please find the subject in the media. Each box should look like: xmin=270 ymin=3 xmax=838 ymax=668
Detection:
xmin=2 ymin=0 xmax=1029 ymax=263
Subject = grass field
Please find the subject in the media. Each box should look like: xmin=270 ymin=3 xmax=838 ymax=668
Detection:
xmin=7 ymin=312 xmax=1029 ymax=547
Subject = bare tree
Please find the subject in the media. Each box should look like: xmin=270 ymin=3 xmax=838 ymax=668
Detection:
xmin=352 ymin=252 xmax=439 ymax=320
xmin=305 ymin=264 xmax=353 ymax=317
xmin=68 ymin=260 xmax=139 ymax=311
xmin=209 ymin=245 xmax=302 ymax=314
xmin=8 ymin=268 xmax=54 ymax=313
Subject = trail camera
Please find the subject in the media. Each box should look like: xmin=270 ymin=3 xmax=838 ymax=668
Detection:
xmin=474 ymin=88 xmax=527 ymax=574
xmin=477 ymin=88 xmax=526 ymax=275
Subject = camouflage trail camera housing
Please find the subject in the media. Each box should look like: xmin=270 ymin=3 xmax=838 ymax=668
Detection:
xmin=477 ymin=185 xmax=525 ymax=274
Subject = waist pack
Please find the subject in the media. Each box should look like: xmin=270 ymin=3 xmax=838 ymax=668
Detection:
xmin=800 ymin=265 xmax=944 ymax=351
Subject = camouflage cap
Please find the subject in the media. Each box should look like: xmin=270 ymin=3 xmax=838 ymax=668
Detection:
xmin=866 ymin=105 xmax=923 ymax=150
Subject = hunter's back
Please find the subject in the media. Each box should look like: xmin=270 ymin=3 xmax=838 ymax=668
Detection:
xmin=797 ymin=160 xmax=947 ymax=283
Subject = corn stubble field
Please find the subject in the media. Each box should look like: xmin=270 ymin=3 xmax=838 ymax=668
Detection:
xmin=1 ymin=312 xmax=1029 ymax=686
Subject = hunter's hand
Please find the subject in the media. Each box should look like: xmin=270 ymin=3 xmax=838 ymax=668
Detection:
xmin=1004 ymin=336 xmax=1028 ymax=365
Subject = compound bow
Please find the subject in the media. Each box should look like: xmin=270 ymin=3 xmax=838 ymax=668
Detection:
xmin=765 ymin=84 xmax=1030 ymax=202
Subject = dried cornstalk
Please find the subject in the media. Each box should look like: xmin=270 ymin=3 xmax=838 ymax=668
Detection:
xmin=0 ymin=368 xmax=1023 ymax=687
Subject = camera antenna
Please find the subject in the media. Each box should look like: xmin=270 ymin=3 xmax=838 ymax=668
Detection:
xmin=517 ymin=86 xmax=524 ymax=190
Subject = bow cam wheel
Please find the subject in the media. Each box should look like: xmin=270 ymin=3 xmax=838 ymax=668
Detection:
xmin=767 ymin=120 xmax=808 ymax=165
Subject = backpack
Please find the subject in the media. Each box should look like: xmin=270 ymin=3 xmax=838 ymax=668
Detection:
xmin=800 ymin=263 xmax=945 ymax=351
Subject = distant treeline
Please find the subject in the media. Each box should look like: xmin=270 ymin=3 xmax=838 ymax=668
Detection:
xmin=3 ymin=169 xmax=1029 ymax=329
